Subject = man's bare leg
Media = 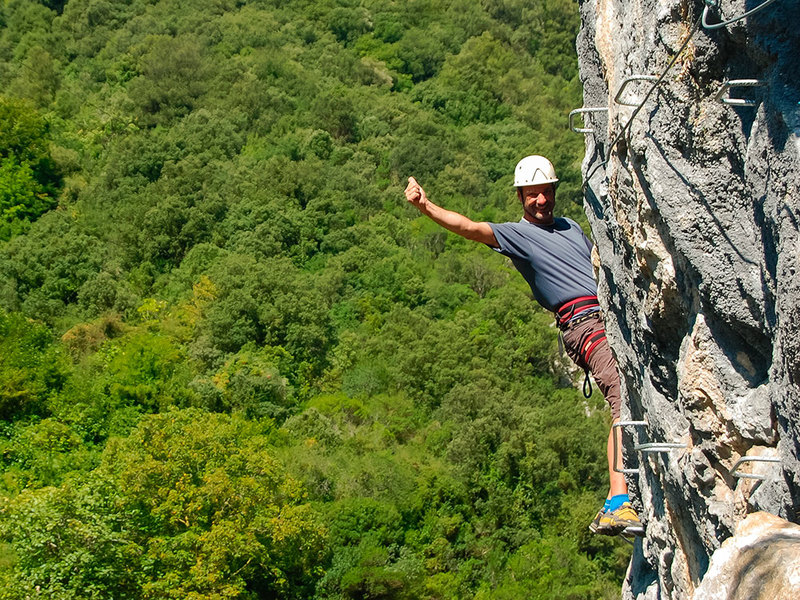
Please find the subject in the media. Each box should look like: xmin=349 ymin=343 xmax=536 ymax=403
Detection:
xmin=608 ymin=418 xmax=627 ymax=496
xmin=593 ymin=418 xmax=640 ymax=534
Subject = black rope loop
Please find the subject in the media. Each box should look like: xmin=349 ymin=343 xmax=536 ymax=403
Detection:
xmin=583 ymin=369 xmax=593 ymax=399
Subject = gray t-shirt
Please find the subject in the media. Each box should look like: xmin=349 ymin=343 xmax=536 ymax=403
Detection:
xmin=489 ymin=217 xmax=597 ymax=312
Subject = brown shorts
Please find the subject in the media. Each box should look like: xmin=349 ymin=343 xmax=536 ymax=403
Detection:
xmin=561 ymin=312 xmax=622 ymax=420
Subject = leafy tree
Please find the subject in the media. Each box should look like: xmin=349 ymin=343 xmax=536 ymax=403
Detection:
xmin=0 ymin=211 xmax=103 ymax=320
xmin=395 ymin=26 xmax=455 ymax=83
xmin=7 ymin=46 xmax=60 ymax=107
xmin=0 ymin=96 xmax=59 ymax=239
xmin=0 ymin=418 xmax=94 ymax=492
xmin=1 ymin=410 xmax=328 ymax=599
xmin=0 ymin=310 xmax=67 ymax=419
xmin=127 ymin=35 xmax=211 ymax=125
xmin=98 ymin=329 xmax=194 ymax=413
xmin=0 ymin=157 xmax=54 ymax=240
xmin=474 ymin=536 xmax=619 ymax=600
xmin=312 ymin=86 xmax=360 ymax=142
xmin=202 ymin=344 xmax=292 ymax=419
xmin=0 ymin=480 xmax=145 ymax=600
xmin=199 ymin=254 xmax=333 ymax=369
xmin=328 ymin=6 xmax=372 ymax=45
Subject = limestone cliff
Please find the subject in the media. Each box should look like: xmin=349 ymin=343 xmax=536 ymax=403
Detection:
xmin=574 ymin=0 xmax=800 ymax=597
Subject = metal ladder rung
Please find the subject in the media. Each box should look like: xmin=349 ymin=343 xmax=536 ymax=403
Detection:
xmin=702 ymin=0 xmax=780 ymax=30
xmin=569 ymin=108 xmax=608 ymax=134
xmin=613 ymin=421 xmax=647 ymax=474
xmin=635 ymin=442 xmax=688 ymax=452
xmin=714 ymin=79 xmax=765 ymax=107
xmin=729 ymin=455 xmax=781 ymax=480
xmin=614 ymin=75 xmax=658 ymax=107
xmin=617 ymin=526 xmax=646 ymax=546
xmin=612 ymin=421 xmax=687 ymax=475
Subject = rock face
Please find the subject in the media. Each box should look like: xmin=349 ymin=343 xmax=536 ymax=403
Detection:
xmin=574 ymin=0 xmax=800 ymax=598
xmin=692 ymin=512 xmax=800 ymax=600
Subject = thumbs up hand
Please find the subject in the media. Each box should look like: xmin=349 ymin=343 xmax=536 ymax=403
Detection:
xmin=404 ymin=176 xmax=428 ymax=210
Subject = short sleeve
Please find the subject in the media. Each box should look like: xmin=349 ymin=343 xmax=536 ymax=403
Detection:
xmin=488 ymin=222 xmax=529 ymax=259
xmin=565 ymin=218 xmax=594 ymax=254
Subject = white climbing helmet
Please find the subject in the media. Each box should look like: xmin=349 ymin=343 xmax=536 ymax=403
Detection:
xmin=512 ymin=155 xmax=559 ymax=187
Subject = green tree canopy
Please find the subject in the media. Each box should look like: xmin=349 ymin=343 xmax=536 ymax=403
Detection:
xmin=0 ymin=97 xmax=59 ymax=240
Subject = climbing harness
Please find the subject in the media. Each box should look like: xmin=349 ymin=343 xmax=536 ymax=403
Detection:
xmin=555 ymin=295 xmax=601 ymax=327
xmin=555 ymin=330 xmax=595 ymax=398
xmin=580 ymin=328 xmax=607 ymax=362
xmin=576 ymin=328 xmax=608 ymax=398
xmin=582 ymin=371 xmax=593 ymax=399
xmin=555 ymin=296 xmax=604 ymax=398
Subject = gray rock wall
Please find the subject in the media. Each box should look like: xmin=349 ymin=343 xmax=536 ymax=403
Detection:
xmin=574 ymin=0 xmax=800 ymax=597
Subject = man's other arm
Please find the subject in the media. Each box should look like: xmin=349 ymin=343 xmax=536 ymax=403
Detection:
xmin=404 ymin=177 xmax=498 ymax=248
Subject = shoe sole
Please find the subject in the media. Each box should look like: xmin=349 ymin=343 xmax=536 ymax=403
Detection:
xmin=588 ymin=511 xmax=604 ymax=534
xmin=596 ymin=519 xmax=641 ymax=536
xmin=595 ymin=525 xmax=626 ymax=536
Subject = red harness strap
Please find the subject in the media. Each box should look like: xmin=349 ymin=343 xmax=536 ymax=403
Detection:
xmin=578 ymin=328 xmax=606 ymax=399
xmin=555 ymin=295 xmax=600 ymax=327
xmin=580 ymin=329 xmax=607 ymax=363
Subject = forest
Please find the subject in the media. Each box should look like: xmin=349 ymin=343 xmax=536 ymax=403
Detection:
xmin=0 ymin=0 xmax=630 ymax=598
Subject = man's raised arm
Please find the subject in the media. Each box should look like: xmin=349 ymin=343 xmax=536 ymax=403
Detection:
xmin=404 ymin=177 xmax=498 ymax=247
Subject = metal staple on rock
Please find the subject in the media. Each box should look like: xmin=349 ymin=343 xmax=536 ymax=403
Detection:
xmin=729 ymin=455 xmax=782 ymax=480
xmin=613 ymin=75 xmax=659 ymax=107
xmin=612 ymin=421 xmax=648 ymax=475
xmin=702 ymin=0 xmax=781 ymax=30
xmin=714 ymin=79 xmax=766 ymax=106
xmin=569 ymin=107 xmax=609 ymax=133
xmin=582 ymin=13 xmax=705 ymax=189
xmin=611 ymin=421 xmax=688 ymax=475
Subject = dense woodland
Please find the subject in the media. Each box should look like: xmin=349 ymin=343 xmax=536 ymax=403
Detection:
xmin=0 ymin=0 xmax=631 ymax=598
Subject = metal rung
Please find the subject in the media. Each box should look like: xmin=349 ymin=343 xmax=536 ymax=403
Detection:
xmin=635 ymin=442 xmax=688 ymax=453
xmin=618 ymin=526 xmax=646 ymax=545
xmin=730 ymin=456 xmax=781 ymax=480
xmin=714 ymin=79 xmax=765 ymax=106
xmin=569 ymin=108 xmax=608 ymax=134
xmin=612 ymin=421 xmax=687 ymax=474
xmin=612 ymin=421 xmax=648 ymax=474
xmin=614 ymin=75 xmax=658 ymax=107
xmin=702 ymin=0 xmax=780 ymax=30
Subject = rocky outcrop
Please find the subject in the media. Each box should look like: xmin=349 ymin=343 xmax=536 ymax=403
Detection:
xmin=692 ymin=512 xmax=800 ymax=600
xmin=575 ymin=0 xmax=800 ymax=598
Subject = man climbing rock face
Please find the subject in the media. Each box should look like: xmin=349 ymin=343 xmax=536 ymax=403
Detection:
xmin=404 ymin=155 xmax=641 ymax=535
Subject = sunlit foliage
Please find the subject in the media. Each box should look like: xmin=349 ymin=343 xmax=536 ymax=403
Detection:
xmin=0 ymin=0 xmax=629 ymax=597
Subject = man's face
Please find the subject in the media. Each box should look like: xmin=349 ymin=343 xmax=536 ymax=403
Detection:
xmin=518 ymin=183 xmax=556 ymax=225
